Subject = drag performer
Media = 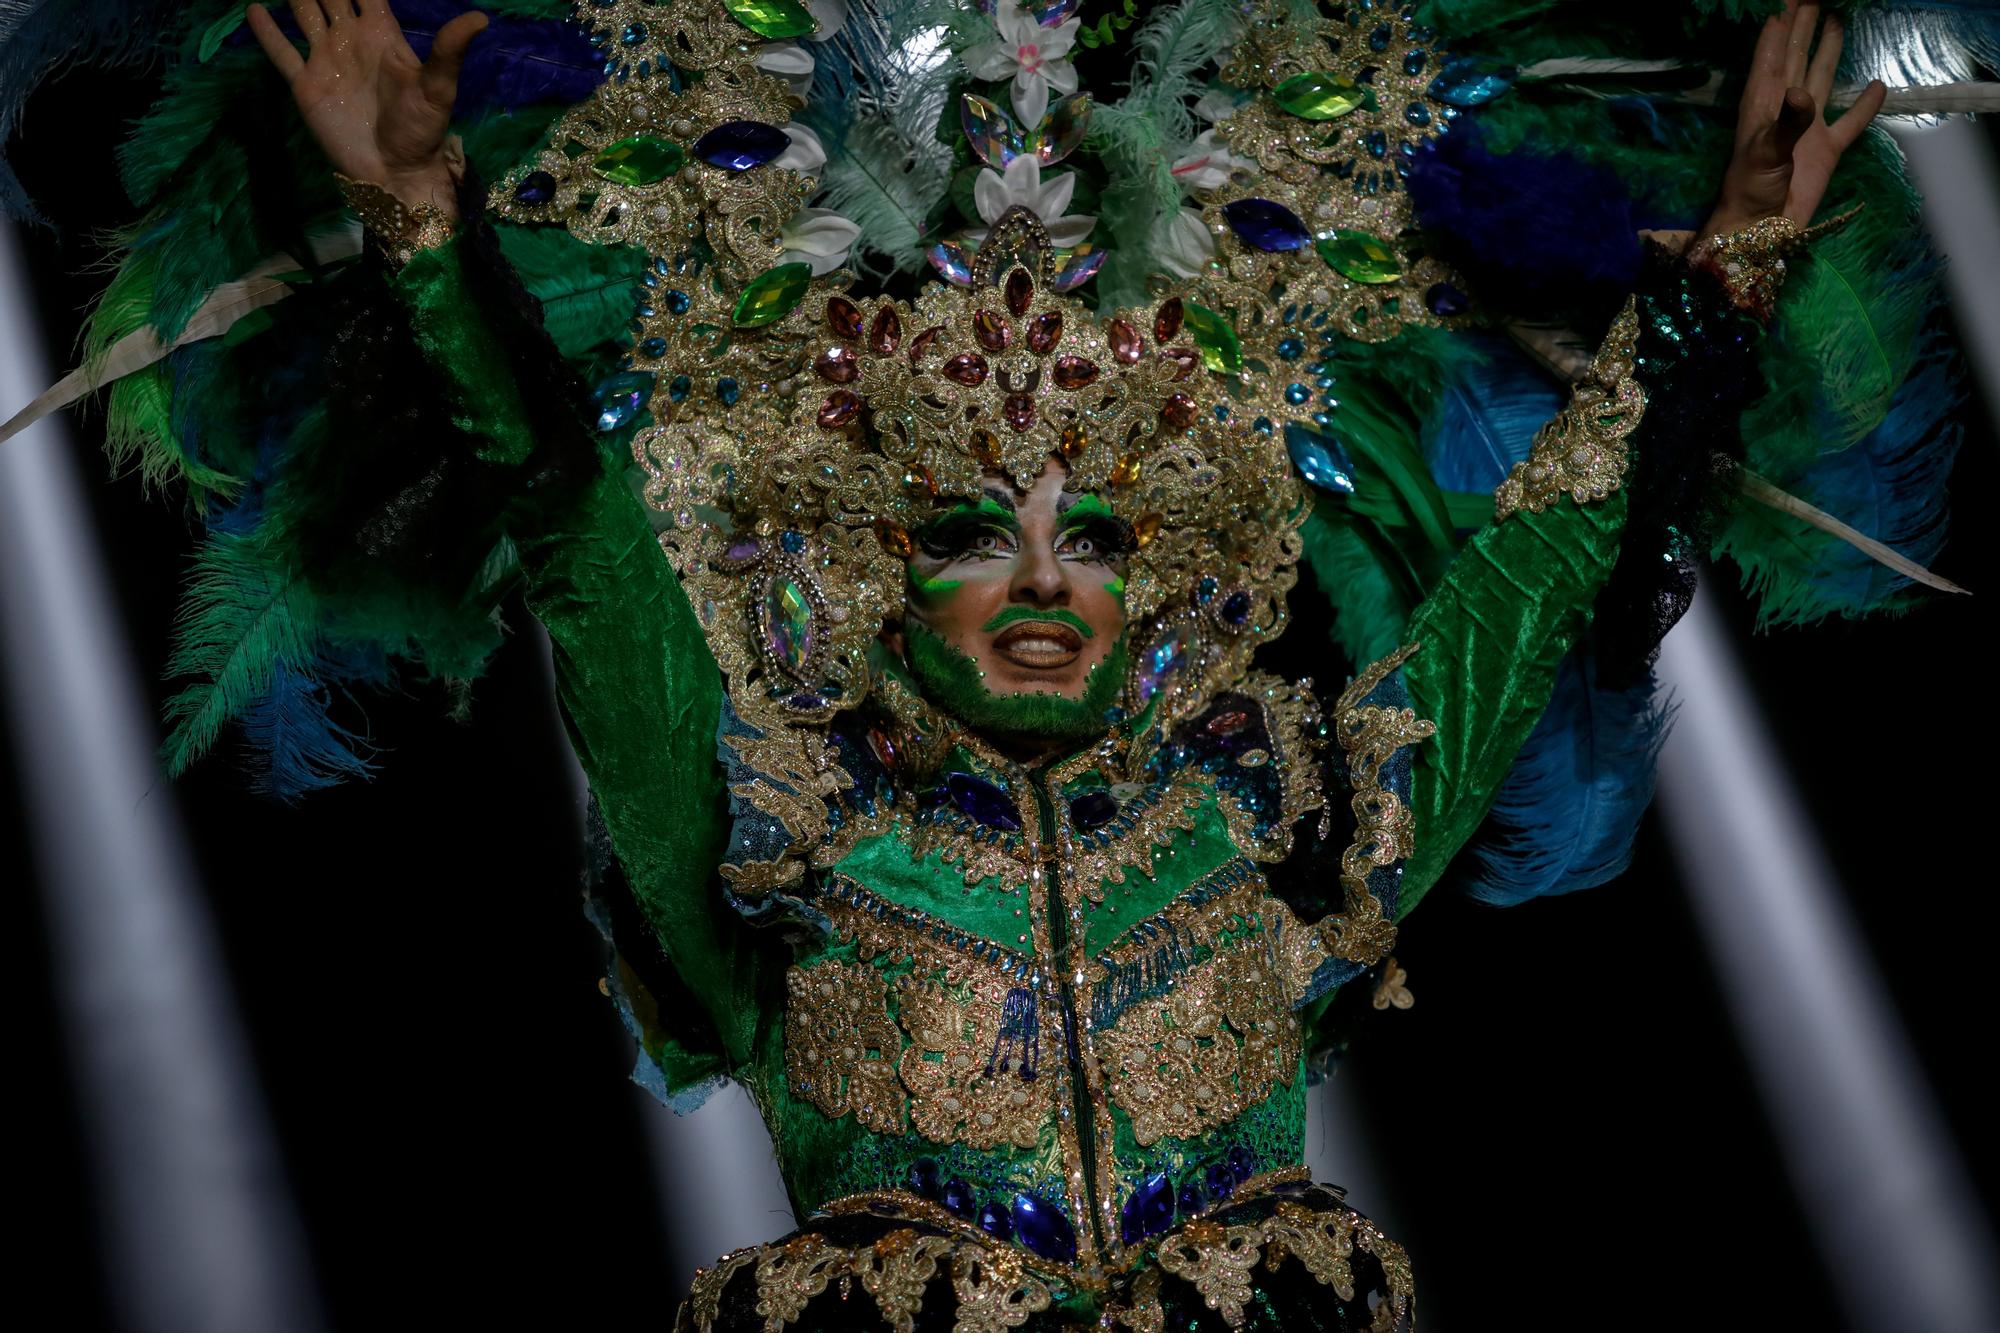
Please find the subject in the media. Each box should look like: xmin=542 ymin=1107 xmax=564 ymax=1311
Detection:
xmin=0 ymin=0 xmax=1975 ymax=1327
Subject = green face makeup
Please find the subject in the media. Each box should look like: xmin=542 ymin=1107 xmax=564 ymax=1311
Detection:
xmin=905 ymin=620 xmax=1129 ymax=748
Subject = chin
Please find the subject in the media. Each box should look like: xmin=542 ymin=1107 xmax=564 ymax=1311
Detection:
xmin=986 ymin=668 xmax=1092 ymax=700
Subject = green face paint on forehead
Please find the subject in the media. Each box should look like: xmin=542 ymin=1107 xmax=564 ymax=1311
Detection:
xmin=1059 ymin=493 xmax=1114 ymax=522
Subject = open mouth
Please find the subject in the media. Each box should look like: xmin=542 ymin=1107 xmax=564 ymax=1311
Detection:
xmin=992 ymin=621 xmax=1084 ymax=670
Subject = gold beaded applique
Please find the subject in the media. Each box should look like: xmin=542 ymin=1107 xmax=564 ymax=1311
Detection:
xmin=334 ymin=174 xmax=455 ymax=268
xmin=783 ymin=960 xmax=907 ymax=1135
xmin=1148 ymin=1201 xmax=1415 ymax=1332
xmin=1493 ymin=300 xmax=1644 ymax=520
xmin=896 ymin=974 xmax=1060 ymax=1153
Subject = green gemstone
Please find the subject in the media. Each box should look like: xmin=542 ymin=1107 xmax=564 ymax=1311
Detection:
xmin=1316 ymin=230 xmax=1403 ymax=284
xmin=722 ymin=0 xmax=817 ymax=39
xmin=1183 ymin=301 xmax=1242 ymax=374
xmin=592 ymin=135 xmax=685 ymax=187
xmin=1271 ymin=71 xmax=1368 ymax=120
xmin=733 ymin=262 xmax=812 ymax=328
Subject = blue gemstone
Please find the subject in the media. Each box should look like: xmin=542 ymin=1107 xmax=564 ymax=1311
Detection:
xmin=1369 ymin=22 xmax=1391 ymax=50
xmin=1069 ymin=789 xmax=1119 ymax=831
xmin=1424 ymin=282 xmax=1470 ymax=316
xmin=1197 ymin=575 xmax=1218 ymax=604
xmin=1220 ymin=591 xmax=1252 ymax=626
xmin=692 ymin=120 xmax=791 ymax=172
xmin=665 ymin=289 xmax=691 ymax=314
xmin=1177 ymin=1179 xmax=1209 ymax=1219
xmin=942 ymin=1178 xmax=977 ymax=1218
xmin=787 ymin=693 xmax=825 ymax=710
xmin=717 ymin=377 xmax=741 ymax=406
xmin=1254 ymin=417 xmax=1274 ymax=434
xmin=1405 ymin=101 xmax=1432 ymax=126
xmin=592 ymin=370 xmax=655 ymax=432
xmin=1402 ymin=49 xmax=1427 ymax=76
xmin=668 ymin=374 xmax=692 ymax=402
xmin=780 ymin=529 xmax=807 ymax=554
xmin=1428 ymin=57 xmax=1516 ymax=107
xmin=945 ymin=772 xmax=1021 ymax=831
xmin=1119 ymin=1193 xmax=1145 ymax=1245
xmin=1011 ymin=1192 xmax=1078 ymax=1262
xmin=621 ymin=21 xmax=646 ymax=44
xmin=1285 ymin=423 xmax=1357 ymax=495
xmin=1221 ymin=198 xmax=1312 ymax=253
xmin=639 ymin=336 xmax=668 ymax=358
xmin=1130 ymin=1173 xmax=1175 ymax=1238
xmin=906 ymin=1159 xmax=941 ymax=1200
xmin=513 ymin=170 xmax=557 ymax=205
xmin=1285 ymin=382 xmax=1310 ymax=405
xmin=1227 ymin=1145 xmax=1258 ymax=1183
xmin=1276 ymin=336 xmax=1305 ymax=361
xmin=976 ymin=1200 xmax=1015 ymax=1241
xmin=927 ymin=241 xmax=974 ymax=285
xmin=1365 ymin=129 xmax=1387 ymax=159
xmin=1206 ymin=1163 xmax=1235 ymax=1204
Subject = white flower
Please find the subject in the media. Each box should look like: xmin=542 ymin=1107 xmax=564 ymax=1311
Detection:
xmin=1192 ymin=87 xmax=1246 ymax=125
xmin=806 ymin=0 xmax=848 ymax=41
xmin=754 ymin=42 xmax=815 ymax=94
xmin=1156 ymin=207 xmax=1215 ymax=279
xmin=966 ymin=154 xmax=1095 ymax=250
xmin=964 ymin=0 xmax=1081 ymax=130
xmin=781 ymin=207 xmax=862 ymax=275
xmin=1170 ymin=128 xmax=1250 ymax=194
xmin=775 ymin=124 xmax=827 ymax=174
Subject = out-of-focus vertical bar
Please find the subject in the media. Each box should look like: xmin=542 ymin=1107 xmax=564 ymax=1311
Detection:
xmin=1656 ymin=594 xmax=1999 ymax=1333
xmin=1890 ymin=120 xmax=2000 ymax=413
xmin=0 ymin=229 xmax=326 ymax=1333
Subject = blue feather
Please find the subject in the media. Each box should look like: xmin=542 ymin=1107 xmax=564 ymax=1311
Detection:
xmin=1458 ymin=649 xmax=1672 ymax=907
xmin=1782 ymin=350 xmax=1962 ymax=615
xmin=238 ymin=654 xmax=387 ymax=801
xmin=1420 ymin=333 xmax=1565 ymax=496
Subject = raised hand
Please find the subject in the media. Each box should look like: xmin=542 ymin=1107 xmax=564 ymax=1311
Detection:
xmin=1700 ymin=0 xmax=1887 ymax=244
xmin=245 ymin=1 xmax=488 ymax=217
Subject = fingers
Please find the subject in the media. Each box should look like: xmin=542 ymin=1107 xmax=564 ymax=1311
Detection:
xmin=1829 ymin=78 xmax=1887 ymax=151
xmin=1774 ymin=86 xmax=1817 ymax=159
xmin=1786 ymin=3 xmax=1820 ymax=89
xmin=245 ymin=5 xmax=305 ymax=78
xmin=419 ymin=11 xmax=489 ymax=109
xmin=286 ymin=0 xmax=324 ymax=41
xmin=1807 ymin=15 xmax=1844 ymax=107
xmin=1744 ymin=2 xmax=1795 ymax=111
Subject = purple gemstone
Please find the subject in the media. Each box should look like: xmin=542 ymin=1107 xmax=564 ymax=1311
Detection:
xmin=1220 ymin=590 xmax=1252 ymax=626
xmin=1010 ymin=1192 xmax=1077 ymax=1262
xmin=1134 ymin=626 xmax=1189 ymax=704
xmin=1069 ymin=789 xmax=1119 ymax=831
xmin=976 ymin=1200 xmax=1015 ymax=1241
xmin=513 ymin=170 xmax=557 ymax=205
xmin=941 ymin=1178 xmax=977 ymax=1218
xmin=1122 ymin=1173 xmax=1175 ymax=1240
xmin=1205 ymin=1162 xmax=1235 ymax=1204
xmin=692 ymin=120 xmax=791 ymax=172
xmin=1222 ymin=198 xmax=1312 ymax=252
xmin=906 ymin=1159 xmax=941 ymax=1200
xmin=786 ymin=693 xmax=826 ymax=709
xmin=1424 ymin=282 xmax=1470 ymax=316
xmin=945 ymin=771 xmax=1021 ymax=831
xmin=1177 ymin=1179 xmax=1209 ymax=1219
xmin=1227 ymin=1144 xmax=1258 ymax=1184
xmin=722 ymin=537 xmax=762 ymax=563
xmin=1051 ymin=246 xmax=1106 ymax=292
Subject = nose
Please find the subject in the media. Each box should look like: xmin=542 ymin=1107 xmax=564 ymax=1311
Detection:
xmin=1009 ymin=541 xmax=1071 ymax=607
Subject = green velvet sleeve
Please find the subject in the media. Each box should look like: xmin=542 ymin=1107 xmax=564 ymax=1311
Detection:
xmin=388 ymin=234 xmax=770 ymax=1072
xmin=1397 ymin=490 xmax=1627 ymax=912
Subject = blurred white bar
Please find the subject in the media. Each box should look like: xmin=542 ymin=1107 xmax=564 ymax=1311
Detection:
xmin=0 ymin=229 xmax=325 ymax=1333
xmin=1656 ymin=594 xmax=1999 ymax=1333
xmin=1889 ymin=120 xmax=2000 ymax=416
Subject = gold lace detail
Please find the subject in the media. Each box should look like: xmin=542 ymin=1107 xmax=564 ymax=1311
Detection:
xmin=783 ymin=961 xmax=907 ymax=1134
xmin=1494 ymin=300 xmax=1644 ymax=520
xmin=896 ymin=975 xmax=1057 ymax=1152
xmin=859 ymin=1231 xmax=958 ymax=1333
xmin=1151 ymin=1200 xmax=1415 ymax=1331
xmin=948 ymin=1248 xmax=1054 ymax=1333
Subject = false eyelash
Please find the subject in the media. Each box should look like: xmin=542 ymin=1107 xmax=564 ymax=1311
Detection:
xmin=1063 ymin=514 xmax=1135 ymax=558
xmin=916 ymin=512 xmax=1004 ymax=559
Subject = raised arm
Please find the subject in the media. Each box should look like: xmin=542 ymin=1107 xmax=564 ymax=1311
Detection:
xmin=1395 ymin=0 xmax=1886 ymax=910
xmin=248 ymin=2 xmax=767 ymax=1070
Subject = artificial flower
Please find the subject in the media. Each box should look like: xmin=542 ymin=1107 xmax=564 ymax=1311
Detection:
xmin=781 ymin=208 xmax=862 ymax=275
xmin=1170 ymin=128 xmax=1251 ymax=193
xmin=966 ymin=154 xmax=1095 ymax=250
xmin=1156 ymin=207 xmax=1216 ymax=279
xmin=964 ymin=0 xmax=1081 ymax=130
xmin=775 ymin=124 xmax=827 ymax=174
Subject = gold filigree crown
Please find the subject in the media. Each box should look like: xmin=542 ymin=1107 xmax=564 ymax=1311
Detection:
xmin=633 ymin=212 xmax=1309 ymax=734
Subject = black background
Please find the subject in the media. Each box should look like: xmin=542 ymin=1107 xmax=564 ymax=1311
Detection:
xmin=8 ymin=62 xmax=1996 ymax=1332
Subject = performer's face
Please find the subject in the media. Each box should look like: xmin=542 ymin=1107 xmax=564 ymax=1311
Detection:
xmin=893 ymin=459 xmax=1131 ymax=751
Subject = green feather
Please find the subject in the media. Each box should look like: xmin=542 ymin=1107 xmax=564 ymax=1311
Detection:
xmin=496 ymin=223 xmax=648 ymax=363
xmin=1298 ymin=508 xmax=1416 ymax=666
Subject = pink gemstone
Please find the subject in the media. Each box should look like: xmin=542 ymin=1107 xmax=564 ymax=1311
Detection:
xmin=1005 ymin=268 xmax=1034 ymax=316
xmin=818 ymin=390 xmax=861 ymax=428
xmin=1161 ymin=392 xmax=1196 ymax=430
xmin=1052 ymin=355 xmax=1098 ymax=389
xmin=909 ymin=324 xmax=945 ymax=364
xmin=1160 ymin=347 xmax=1198 ymax=381
xmin=826 ymin=296 xmax=862 ymax=339
xmin=1154 ymin=296 xmax=1184 ymax=341
xmin=973 ymin=309 xmax=1011 ymax=352
xmin=1027 ymin=311 xmax=1063 ymax=355
xmin=869 ymin=307 xmax=901 ymax=354
xmin=1004 ymin=393 xmax=1036 ymax=431
xmin=1107 ymin=318 xmax=1143 ymax=364
xmin=815 ymin=345 xmax=858 ymax=383
xmin=942 ymin=353 xmax=989 ymax=386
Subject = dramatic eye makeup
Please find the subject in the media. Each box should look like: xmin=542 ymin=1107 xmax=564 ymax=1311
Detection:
xmin=915 ymin=495 xmax=1018 ymax=561
xmin=1055 ymin=495 xmax=1132 ymax=564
